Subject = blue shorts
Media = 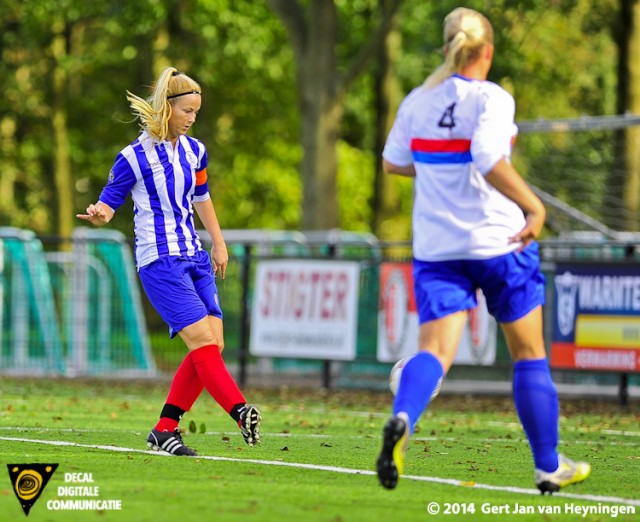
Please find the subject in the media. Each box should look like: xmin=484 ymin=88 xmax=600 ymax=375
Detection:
xmin=413 ymin=243 xmax=545 ymax=324
xmin=138 ymin=250 xmax=222 ymax=338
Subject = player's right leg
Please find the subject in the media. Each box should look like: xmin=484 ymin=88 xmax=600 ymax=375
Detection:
xmin=377 ymin=412 xmax=409 ymax=489
xmin=377 ymin=311 xmax=467 ymax=489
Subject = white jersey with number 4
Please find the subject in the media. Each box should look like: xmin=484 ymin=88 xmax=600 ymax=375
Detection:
xmin=383 ymin=74 xmax=526 ymax=262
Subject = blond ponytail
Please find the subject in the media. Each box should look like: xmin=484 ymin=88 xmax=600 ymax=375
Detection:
xmin=126 ymin=67 xmax=201 ymax=143
xmin=423 ymin=8 xmax=493 ymax=90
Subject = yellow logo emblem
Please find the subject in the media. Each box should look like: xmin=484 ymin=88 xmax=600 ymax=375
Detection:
xmin=7 ymin=464 xmax=58 ymax=516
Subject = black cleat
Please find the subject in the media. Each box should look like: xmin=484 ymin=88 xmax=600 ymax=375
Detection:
xmin=376 ymin=415 xmax=409 ymax=490
xmin=239 ymin=405 xmax=262 ymax=447
xmin=147 ymin=428 xmax=197 ymax=456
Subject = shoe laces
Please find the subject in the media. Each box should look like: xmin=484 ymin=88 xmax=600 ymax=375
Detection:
xmin=172 ymin=429 xmax=185 ymax=444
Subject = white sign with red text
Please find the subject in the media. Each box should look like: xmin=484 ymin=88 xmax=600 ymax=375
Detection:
xmin=250 ymin=260 xmax=361 ymax=360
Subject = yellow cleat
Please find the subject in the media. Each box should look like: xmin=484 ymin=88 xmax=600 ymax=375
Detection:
xmin=376 ymin=415 xmax=409 ymax=490
xmin=535 ymin=454 xmax=591 ymax=494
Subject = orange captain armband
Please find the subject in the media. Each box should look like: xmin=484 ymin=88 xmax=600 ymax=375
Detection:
xmin=195 ymin=168 xmax=208 ymax=186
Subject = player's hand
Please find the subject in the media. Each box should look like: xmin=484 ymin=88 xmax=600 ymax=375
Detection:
xmin=211 ymin=243 xmax=229 ymax=279
xmin=509 ymin=210 xmax=545 ymax=251
xmin=76 ymin=203 xmax=111 ymax=226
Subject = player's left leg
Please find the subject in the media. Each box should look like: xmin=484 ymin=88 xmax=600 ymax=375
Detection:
xmin=487 ymin=243 xmax=590 ymax=493
xmin=503 ymin=308 xmax=590 ymax=494
xmin=180 ymin=316 xmax=262 ymax=447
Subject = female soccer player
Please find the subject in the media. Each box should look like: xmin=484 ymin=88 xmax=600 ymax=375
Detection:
xmin=376 ymin=7 xmax=590 ymax=493
xmin=78 ymin=67 xmax=261 ymax=456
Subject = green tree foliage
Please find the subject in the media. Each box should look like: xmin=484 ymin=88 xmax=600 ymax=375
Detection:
xmin=0 ymin=0 xmax=626 ymax=238
xmin=0 ymin=0 xmax=300 ymax=236
xmin=353 ymin=0 xmax=620 ymax=237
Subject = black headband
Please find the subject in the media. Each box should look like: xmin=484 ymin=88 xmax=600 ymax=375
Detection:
xmin=167 ymin=91 xmax=201 ymax=100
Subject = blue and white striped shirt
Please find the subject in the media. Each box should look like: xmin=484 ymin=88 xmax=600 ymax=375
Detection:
xmin=99 ymin=131 xmax=210 ymax=269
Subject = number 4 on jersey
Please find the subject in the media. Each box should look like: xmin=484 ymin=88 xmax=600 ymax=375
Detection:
xmin=438 ymin=103 xmax=456 ymax=128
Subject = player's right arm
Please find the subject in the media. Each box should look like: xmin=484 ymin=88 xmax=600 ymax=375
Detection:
xmin=76 ymin=151 xmax=136 ymax=227
xmin=383 ymin=160 xmax=416 ymax=177
xmin=76 ymin=202 xmax=114 ymax=226
xmin=382 ymin=90 xmax=418 ymax=177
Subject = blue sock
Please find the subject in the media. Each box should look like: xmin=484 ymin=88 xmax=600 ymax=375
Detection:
xmin=393 ymin=352 xmax=444 ymax=433
xmin=513 ymin=358 xmax=559 ymax=472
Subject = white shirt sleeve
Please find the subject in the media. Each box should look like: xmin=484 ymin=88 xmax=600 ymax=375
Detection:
xmin=382 ymin=95 xmax=415 ymax=167
xmin=471 ymin=85 xmax=518 ymax=175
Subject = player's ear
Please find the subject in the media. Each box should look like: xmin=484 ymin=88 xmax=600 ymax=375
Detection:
xmin=485 ymin=43 xmax=494 ymax=61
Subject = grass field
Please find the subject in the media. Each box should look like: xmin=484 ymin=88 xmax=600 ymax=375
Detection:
xmin=0 ymin=377 xmax=638 ymax=522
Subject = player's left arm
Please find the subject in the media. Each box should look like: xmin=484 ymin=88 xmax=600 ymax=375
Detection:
xmin=474 ymin=87 xmax=545 ymax=248
xmin=193 ymin=165 xmax=228 ymax=279
xmin=485 ymin=159 xmax=546 ymax=248
xmin=194 ymin=198 xmax=228 ymax=279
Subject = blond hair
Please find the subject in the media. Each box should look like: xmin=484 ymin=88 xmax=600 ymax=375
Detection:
xmin=423 ymin=7 xmax=494 ymax=89
xmin=126 ymin=67 xmax=201 ymax=143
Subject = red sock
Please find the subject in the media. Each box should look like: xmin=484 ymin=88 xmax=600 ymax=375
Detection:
xmin=155 ymin=417 xmax=179 ymax=432
xmin=190 ymin=344 xmax=245 ymax=413
xmin=166 ymin=351 xmax=204 ymax=410
xmin=155 ymin=351 xmax=204 ymax=432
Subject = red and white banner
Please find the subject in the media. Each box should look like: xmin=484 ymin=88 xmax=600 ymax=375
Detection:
xmin=250 ymin=259 xmax=360 ymax=360
xmin=376 ymin=262 xmax=497 ymax=364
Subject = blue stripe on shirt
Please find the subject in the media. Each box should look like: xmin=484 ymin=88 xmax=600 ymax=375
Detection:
xmin=156 ymin=145 xmax=189 ymax=256
xmin=134 ymin=142 xmax=170 ymax=258
xmin=412 ymin=150 xmax=473 ymax=164
xmin=178 ymin=144 xmax=200 ymax=252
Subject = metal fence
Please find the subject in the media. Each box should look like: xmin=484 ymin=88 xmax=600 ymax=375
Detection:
xmin=1 ymin=226 xmax=638 ymax=403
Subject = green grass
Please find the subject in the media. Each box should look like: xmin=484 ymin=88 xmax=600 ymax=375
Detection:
xmin=0 ymin=378 xmax=638 ymax=521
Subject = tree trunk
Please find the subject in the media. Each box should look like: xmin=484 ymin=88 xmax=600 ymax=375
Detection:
xmin=371 ymin=0 xmax=403 ymax=238
xmin=297 ymin=0 xmax=340 ymax=230
xmin=51 ymin=19 xmax=73 ymax=240
xmin=300 ymin=98 xmax=342 ymax=230
xmin=268 ymin=0 xmax=404 ymax=231
xmin=0 ymin=116 xmax=18 ymax=221
xmin=624 ymin=0 xmax=640 ymax=230
xmin=612 ymin=0 xmax=640 ymax=231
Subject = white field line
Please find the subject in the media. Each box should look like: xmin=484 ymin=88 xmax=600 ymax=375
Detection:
xmin=488 ymin=421 xmax=640 ymax=437
xmin=0 ymin=426 xmax=638 ymax=447
xmin=0 ymin=426 xmax=640 ymax=447
xmin=1 ymin=435 xmax=638 ymax=508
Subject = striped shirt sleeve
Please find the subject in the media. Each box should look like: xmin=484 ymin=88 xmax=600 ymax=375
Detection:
xmin=98 ymin=151 xmax=137 ymax=211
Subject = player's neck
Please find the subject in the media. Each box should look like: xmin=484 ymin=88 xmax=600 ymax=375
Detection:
xmin=459 ymin=45 xmax=493 ymax=81
xmin=459 ymin=62 xmax=489 ymax=81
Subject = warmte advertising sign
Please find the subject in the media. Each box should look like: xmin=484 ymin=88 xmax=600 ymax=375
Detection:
xmin=376 ymin=262 xmax=497 ymax=364
xmin=551 ymin=263 xmax=640 ymax=372
xmin=250 ymin=259 xmax=360 ymax=360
